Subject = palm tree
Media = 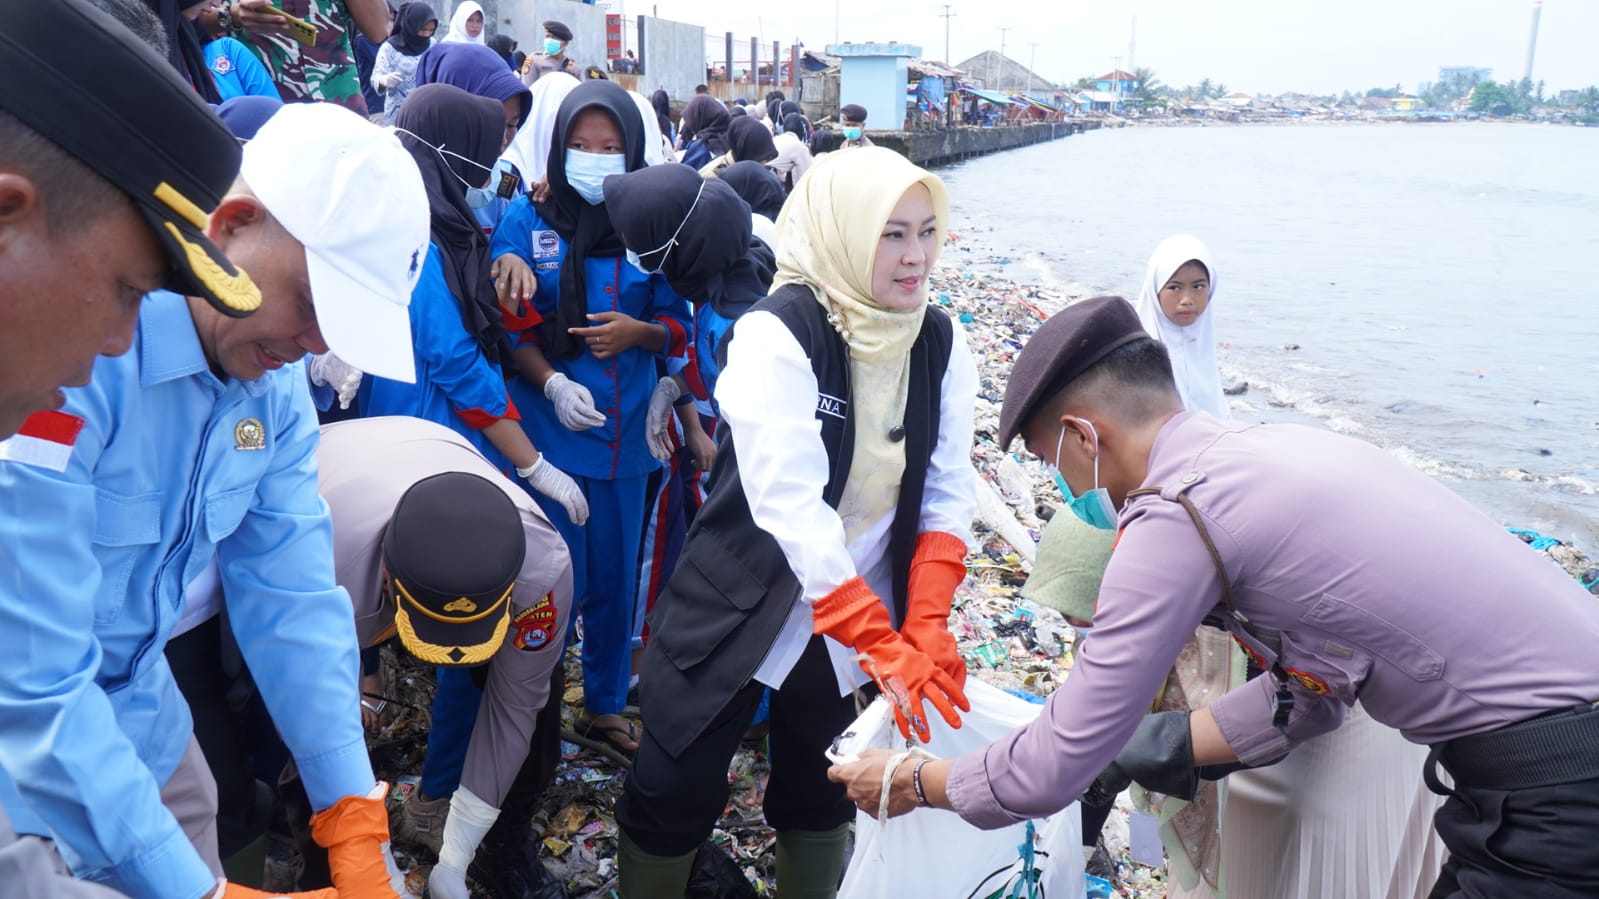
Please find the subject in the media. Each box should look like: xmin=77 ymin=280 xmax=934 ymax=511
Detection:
xmin=1576 ymin=86 xmax=1599 ymax=114
xmin=1132 ymin=67 xmax=1162 ymax=103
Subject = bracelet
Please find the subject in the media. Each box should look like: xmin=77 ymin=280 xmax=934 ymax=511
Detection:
xmin=912 ymin=759 xmax=932 ymax=806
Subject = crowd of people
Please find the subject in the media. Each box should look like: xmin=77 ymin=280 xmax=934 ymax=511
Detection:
xmin=3 ymin=3 xmax=1599 ymax=899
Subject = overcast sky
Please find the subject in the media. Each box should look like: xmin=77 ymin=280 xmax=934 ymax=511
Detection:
xmin=622 ymin=0 xmax=1599 ymax=95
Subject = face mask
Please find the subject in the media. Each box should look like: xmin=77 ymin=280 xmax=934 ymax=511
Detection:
xmin=843 ymin=126 xmax=863 ymax=141
xmin=564 ymin=148 xmax=627 ymax=205
xmin=1047 ymin=418 xmax=1119 ymax=530
xmin=625 ymin=179 xmax=706 ymax=275
xmin=544 ymin=38 xmax=562 ymax=56
xmin=466 ymin=157 xmax=521 ymax=208
xmin=391 ymin=127 xmax=513 ymax=207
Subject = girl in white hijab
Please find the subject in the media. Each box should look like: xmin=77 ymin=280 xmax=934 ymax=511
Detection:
xmin=442 ymin=0 xmax=486 ymax=44
xmin=500 ymin=71 xmax=578 ymax=181
xmin=1133 ymin=235 xmax=1228 ymax=418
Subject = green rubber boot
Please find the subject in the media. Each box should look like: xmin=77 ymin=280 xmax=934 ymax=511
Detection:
xmin=617 ymin=829 xmax=696 ymax=899
xmin=774 ymin=824 xmax=851 ymax=899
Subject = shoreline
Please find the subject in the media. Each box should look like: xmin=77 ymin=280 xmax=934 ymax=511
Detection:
xmin=929 ymin=253 xmax=1598 ymax=580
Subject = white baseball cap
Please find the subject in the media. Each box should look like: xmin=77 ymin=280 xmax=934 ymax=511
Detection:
xmin=241 ymin=103 xmax=430 ymax=383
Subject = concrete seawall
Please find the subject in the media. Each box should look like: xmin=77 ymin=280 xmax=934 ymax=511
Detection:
xmin=869 ymin=120 xmax=1102 ymax=167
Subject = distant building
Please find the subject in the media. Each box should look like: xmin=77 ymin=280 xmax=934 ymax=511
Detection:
xmin=1093 ymin=68 xmax=1140 ymax=96
xmin=955 ymin=50 xmax=1057 ymax=96
xmin=1393 ymin=96 xmax=1421 ymax=112
xmin=1438 ymin=66 xmax=1492 ymax=87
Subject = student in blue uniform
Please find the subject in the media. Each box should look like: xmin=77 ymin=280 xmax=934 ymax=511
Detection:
xmin=202 ymin=33 xmax=278 ymax=101
xmin=0 ymin=102 xmax=429 ymax=899
xmin=490 ymin=79 xmax=692 ymax=754
xmin=412 ymin=41 xmax=533 ymax=233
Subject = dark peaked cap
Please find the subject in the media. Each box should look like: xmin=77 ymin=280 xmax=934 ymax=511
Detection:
xmin=544 ymin=20 xmax=572 ymax=40
xmin=997 ymin=295 xmax=1149 ymax=448
xmin=0 ymin=0 xmax=261 ymax=317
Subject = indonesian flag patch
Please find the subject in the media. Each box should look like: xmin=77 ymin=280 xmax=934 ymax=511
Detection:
xmin=0 ymin=411 xmax=86 ymax=472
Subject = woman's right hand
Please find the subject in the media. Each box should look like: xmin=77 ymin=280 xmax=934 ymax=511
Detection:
xmin=490 ymin=253 xmax=536 ymax=312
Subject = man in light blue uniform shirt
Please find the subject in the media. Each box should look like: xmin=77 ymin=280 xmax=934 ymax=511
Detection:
xmin=0 ymin=103 xmax=431 ymax=899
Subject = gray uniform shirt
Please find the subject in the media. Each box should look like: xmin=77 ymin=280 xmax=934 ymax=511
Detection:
xmin=317 ymin=416 xmax=574 ymax=808
xmin=948 ymin=412 xmax=1599 ymax=829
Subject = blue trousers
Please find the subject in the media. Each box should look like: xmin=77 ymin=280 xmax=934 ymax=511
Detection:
xmin=533 ymin=472 xmax=648 ymax=716
xmin=420 ymin=666 xmax=482 ymax=799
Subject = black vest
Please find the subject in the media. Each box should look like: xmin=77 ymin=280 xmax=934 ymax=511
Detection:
xmin=643 ymin=284 xmax=955 ymax=756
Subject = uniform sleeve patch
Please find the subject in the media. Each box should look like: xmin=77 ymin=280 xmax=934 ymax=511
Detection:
xmin=511 ymin=592 xmax=560 ymax=652
xmin=0 ymin=411 xmax=86 ymax=472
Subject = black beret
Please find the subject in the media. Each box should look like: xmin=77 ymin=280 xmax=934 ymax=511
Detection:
xmin=840 ymin=104 xmax=868 ymax=122
xmin=384 ymin=472 xmax=526 ymax=666
xmin=543 ymin=20 xmax=573 ymax=41
xmin=997 ymin=296 xmax=1148 ymax=448
xmin=0 ymin=0 xmax=261 ymax=317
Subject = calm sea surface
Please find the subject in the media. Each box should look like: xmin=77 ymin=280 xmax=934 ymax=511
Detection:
xmin=941 ymin=122 xmax=1599 ymax=551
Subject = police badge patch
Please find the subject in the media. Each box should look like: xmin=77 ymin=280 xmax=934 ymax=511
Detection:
xmin=511 ymin=592 xmax=559 ymax=651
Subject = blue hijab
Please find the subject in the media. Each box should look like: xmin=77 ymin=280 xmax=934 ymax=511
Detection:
xmin=416 ymin=42 xmax=531 ymax=127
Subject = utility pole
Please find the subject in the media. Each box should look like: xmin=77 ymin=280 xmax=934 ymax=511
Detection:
xmin=996 ymin=26 xmax=1009 ymax=90
xmin=1112 ymin=55 xmax=1121 ymax=112
xmin=1028 ymin=42 xmax=1038 ymax=96
xmin=938 ymin=4 xmax=955 ymax=64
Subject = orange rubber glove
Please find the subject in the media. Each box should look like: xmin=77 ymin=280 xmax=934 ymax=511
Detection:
xmin=215 ymin=882 xmax=336 ymax=898
xmin=309 ymin=783 xmax=401 ymax=899
xmin=813 ymin=576 xmax=970 ymax=742
xmin=899 ymin=531 xmax=970 ymax=689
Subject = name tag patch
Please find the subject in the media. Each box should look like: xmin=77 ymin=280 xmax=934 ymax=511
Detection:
xmin=816 ymin=393 xmax=847 ymax=420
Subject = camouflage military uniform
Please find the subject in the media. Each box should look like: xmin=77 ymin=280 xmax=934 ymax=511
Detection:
xmin=238 ymin=0 xmax=368 ymax=114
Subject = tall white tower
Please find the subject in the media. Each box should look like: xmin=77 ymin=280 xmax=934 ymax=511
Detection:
xmin=1524 ymin=0 xmax=1542 ymax=83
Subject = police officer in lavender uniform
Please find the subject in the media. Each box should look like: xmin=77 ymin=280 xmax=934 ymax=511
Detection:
xmin=830 ymin=296 xmax=1599 ymax=899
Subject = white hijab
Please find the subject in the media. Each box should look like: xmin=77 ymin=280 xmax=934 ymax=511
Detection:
xmin=442 ymin=1 xmax=485 ymax=44
xmin=1134 ymin=234 xmax=1228 ymax=418
xmin=500 ymin=71 xmax=578 ymax=180
xmin=629 ymin=90 xmax=668 ymax=166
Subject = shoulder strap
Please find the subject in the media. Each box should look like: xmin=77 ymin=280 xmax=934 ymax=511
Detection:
xmin=1125 ymin=487 xmax=1243 ymax=623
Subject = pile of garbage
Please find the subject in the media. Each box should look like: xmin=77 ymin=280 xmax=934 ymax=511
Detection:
xmin=367 ymin=250 xmax=1593 ymax=899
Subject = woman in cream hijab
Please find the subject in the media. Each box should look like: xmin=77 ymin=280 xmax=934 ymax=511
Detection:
xmin=615 ymin=148 xmax=980 ymax=897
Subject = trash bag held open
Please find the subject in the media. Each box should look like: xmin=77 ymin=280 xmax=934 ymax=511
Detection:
xmin=831 ymin=679 xmax=1085 ymax=899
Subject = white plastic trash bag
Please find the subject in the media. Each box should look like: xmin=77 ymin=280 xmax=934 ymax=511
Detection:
xmin=832 ymin=679 xmax=1085 ymax=899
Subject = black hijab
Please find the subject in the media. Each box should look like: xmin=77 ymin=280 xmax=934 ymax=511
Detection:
xmin=388 ymin=2 xmax=436 ymax=55
xmin=782 ymin=112 xmax=813 ymax=142
xmin=650 ymin=89 xmax=672 ymax=135
xmin=144 ymin=1 xmax=221 ymax=103
xmin=717 ymin=161 xmax=786 ymax=222
xmin=766 ymin=97 xmax=784 ymax=127
xmin=603 ymin=163 xmax=775 ymax=322
xmin=536 ymin=80 xmax=647 ymax=359
xmin=727 ymin=116 xmax=777 ymax=164
xmin=680 ymin=93 xmax=730 ymax=155
xmin=779 ymin=100 xmax=801 ymax=120
xmin=486 ymin=33 xmax=517 ymax=66
xmin=393 ymin=84 xmax=513 ymax=371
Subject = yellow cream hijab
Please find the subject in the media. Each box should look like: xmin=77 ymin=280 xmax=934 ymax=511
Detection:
xmin=770 ymin=148 xmax=951 ymax=548
xmin=770 ymin=146 xmax=951 ymax=362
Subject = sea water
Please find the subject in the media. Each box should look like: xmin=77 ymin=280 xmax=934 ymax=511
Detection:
xmin=943 ymin=122 xmax=1599 ymax=550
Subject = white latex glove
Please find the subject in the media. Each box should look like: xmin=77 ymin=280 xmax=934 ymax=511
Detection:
xmin=381 ymin=71 xmax=404 ymax=90
xmin=427 ymin=864 xmax=469 ymax=899
xmin=308 ymin=352 xmax=362 ymax=410
xmin=430 ymin=787 xmax=499 ymax=899
xmin=645 ymin=376 xmax=682 ymax=462
xmin=542 ymin=372 xmax=606 ymax=431
xmin=518 ymin=456 xmax=590 ymax=525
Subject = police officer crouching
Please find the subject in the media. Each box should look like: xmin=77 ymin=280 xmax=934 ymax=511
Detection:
xmin=312 ymin=417 xmax=575 ymax=899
